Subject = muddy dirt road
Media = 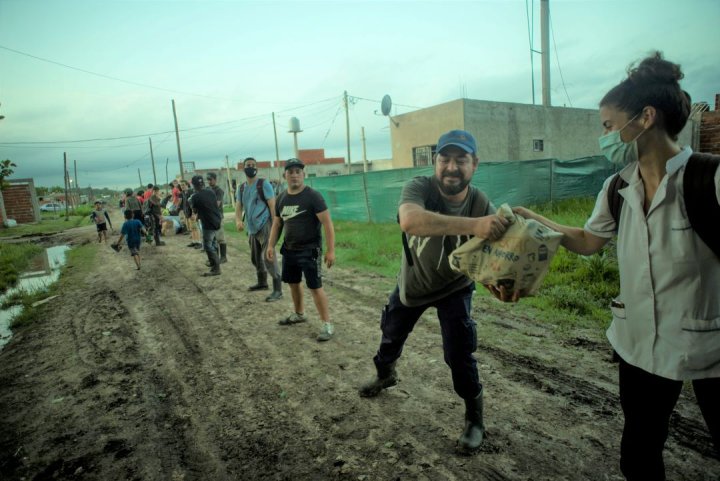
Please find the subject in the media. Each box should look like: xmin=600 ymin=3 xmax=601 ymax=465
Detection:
xmin=1 ymin=219 xmax=718 ymax=481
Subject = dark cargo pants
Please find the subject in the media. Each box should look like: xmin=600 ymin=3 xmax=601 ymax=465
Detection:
xmin=372 ymin=283 xmax=481 ymax=399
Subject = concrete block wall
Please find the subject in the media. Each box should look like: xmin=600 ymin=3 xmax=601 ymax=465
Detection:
xmin=3 ymin=183 xmax=39 ymax=224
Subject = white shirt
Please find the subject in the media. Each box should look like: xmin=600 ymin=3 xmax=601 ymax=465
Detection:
xmin=585 ymin=147 xmax=720 ymax=381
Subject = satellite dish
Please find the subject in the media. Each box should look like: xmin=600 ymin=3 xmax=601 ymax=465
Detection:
xmin=380 ymin=94 xmax=399 ymax=127
xmin=381 ymin=95 xmax=392 ymax=116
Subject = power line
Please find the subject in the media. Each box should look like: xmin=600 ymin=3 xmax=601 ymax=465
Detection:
xmin=549 ymin=13 xmax=572 ymax=107
xmin=0 ymin=44 xmax=334 ymax=105
xmin=0 ymin=96 xmax=339 ymax=145
xmin=350 ymin=95 xmax=423 ymax=110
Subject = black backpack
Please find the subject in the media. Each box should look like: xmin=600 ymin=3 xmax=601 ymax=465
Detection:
xmin=607 ymin=152 xmax=719 ymax=258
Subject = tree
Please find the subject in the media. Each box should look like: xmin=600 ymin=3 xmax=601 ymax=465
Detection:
xmin=0 ymin=159 xmax=17 ymax=190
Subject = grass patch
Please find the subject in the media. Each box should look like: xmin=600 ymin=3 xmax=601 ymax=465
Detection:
xmin=333 ymin=221 xmax=402 ymax=279
xmin=0 ymin=214 xmax=91 ymax=238
xmin=0 ymin=243 xmax=44 ymax=292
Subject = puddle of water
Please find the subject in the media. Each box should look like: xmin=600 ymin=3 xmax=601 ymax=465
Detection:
xmin=0 ymin=245 xmax=70 ymax=350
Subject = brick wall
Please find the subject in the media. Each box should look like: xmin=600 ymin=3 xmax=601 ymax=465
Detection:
xmin=3 ymin=183 xmax=38 ymax=224
xmin=699 ymin=108 xmax=720 ymax=155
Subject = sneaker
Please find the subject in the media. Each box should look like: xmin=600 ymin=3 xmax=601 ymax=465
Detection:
xmin=316 ymin=322 xmax=334 ymax=342
xmin=278 ymin=312 xmax=308 ymax=325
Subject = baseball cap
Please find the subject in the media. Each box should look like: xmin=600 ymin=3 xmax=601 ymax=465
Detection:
xmin=284 ymin=158 xmax=305 ymax=171
xmin=436 ymin=129 xmax=477 ymax=154
xmin=191 ymin=175 xmax=204 ymax=187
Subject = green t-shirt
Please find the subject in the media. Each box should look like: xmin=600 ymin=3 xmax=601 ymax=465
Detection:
xmin=398 ymin=176 xmax=494 ymax=307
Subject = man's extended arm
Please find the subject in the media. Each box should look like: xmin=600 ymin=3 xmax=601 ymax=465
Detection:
xmin=399 ymin=203 xmax=509 ymax=241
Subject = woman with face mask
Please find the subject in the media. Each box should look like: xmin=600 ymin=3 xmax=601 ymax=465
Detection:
xmin=514 ymin=52 xmax=720 ymax=480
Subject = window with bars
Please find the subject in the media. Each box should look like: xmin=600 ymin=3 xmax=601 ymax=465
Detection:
xmin=413 ymin=145 xmax=436 ymax=167
xmin=533 ymin=139 xmax=544 ymax=152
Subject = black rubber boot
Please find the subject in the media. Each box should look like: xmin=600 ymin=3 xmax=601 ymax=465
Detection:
xmin=457 ymin=391 xmax=485 ymax=453
xmin=219 ymin=243 xmax=228 ymax=264
xmin=265 ymin=277 xmax=283 ymax=302
xmin=248 ymin=272 xmax=269 ymax=291
xmin=204 ymin=250 xmax=221 ymax=276
xmin=358 ymin=362 xmax=398 ymax=397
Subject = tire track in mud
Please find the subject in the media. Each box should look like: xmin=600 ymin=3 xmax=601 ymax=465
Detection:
xmin=481 ymin=344 xmax=718 ymax=460
xmin=107 ymin=250 xmax=339 ymax=480
xmin=163 ymin=253 xmax=496 ymax=480
xmin=4 ymin=227 xmax=716 ymax=481
xmin=200 ymin=265 xmax=521 ymax=481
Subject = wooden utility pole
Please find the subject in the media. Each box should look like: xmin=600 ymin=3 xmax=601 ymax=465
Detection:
xmin=63 ymin=152 xmax=69 ymax=220
xmin=149 ymin=137 xmax=157 ymax=185
xmin=137 ymin=168 xmax=143 ymax=189
xmin=344 ymin=90 xmax=351 ymax=174
xmin=172 ymin=99 xmax=185 ymax=180
xmin=361 ymin=126 xmax=368 ymax=173
xmin=224 ymin=155 xmax=235 ymax=208
xmin=165 ymin=158 xmax=169 ymax=187
xmin=272 ymin=112 xmax=282 ymax=183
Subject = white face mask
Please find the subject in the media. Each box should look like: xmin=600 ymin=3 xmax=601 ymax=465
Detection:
xmin=598 ymin=113 xmax=645 ymax=166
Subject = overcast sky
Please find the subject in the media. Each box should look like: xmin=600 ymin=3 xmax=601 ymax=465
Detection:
xmin=1 ymin=0 xmax=718 ymax=190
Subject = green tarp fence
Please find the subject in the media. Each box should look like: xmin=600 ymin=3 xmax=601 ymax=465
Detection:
xmin=305 ymin=156 xmax=616 ymax=223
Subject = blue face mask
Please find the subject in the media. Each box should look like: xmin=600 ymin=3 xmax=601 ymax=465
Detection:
xmin=598 ymin=113 xmax=645 ymax=166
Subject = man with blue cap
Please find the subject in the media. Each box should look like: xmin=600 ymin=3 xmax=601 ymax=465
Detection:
xmin=359 ymin=129 xmax=514 ymax=453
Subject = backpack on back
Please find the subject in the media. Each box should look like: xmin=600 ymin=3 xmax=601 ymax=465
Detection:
xmin=239 ymin=178 xmax=268 ymax=208
xmin=607 ymin=152 xmax=719 ymax=258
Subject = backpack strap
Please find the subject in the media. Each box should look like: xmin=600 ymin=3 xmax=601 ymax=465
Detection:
xmin=256 ymin=178 xmax=268 ymax=207
xmin=607 ymin=173 xmax=628 ymax=230
xmin=684 ymin=153 xmax=720 ymax=258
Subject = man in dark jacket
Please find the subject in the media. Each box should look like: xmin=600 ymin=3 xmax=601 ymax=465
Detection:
xmin=206 ymin=171 xmax=228 ymax=263
xmin=189 ymin=175 xmax=223 ymax=276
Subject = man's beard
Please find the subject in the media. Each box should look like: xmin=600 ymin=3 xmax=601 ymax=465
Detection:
xmin=438 ymin=173 xmax=470 ymax=196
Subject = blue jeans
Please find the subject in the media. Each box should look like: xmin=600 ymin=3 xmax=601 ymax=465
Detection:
xmin=202 ymin=228 xmax=220 ymax=270
xmin=373 ymin=283 xmax=480 ymax=399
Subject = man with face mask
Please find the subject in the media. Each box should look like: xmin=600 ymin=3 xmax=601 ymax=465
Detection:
xmin=358 ymin=130 xmax=517 ymax=454
xmin=235 ymin=157 xmax=282 ymax=301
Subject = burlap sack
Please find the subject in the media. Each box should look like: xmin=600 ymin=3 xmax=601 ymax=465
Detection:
xmin=449 ymin=204 xmax=563 ymax=295
xmin=161 ymin=220 xmax=176 ymax=236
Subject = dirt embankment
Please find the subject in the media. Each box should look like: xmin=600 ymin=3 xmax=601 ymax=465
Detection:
xmin=1 ymin=218 xmax=718 ymax=481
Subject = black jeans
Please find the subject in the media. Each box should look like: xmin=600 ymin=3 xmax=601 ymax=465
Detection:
xmin=373 ymin=284 xmax=480 ymax=399
xmin=618 ymin=356 xmax=720 ymax=481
